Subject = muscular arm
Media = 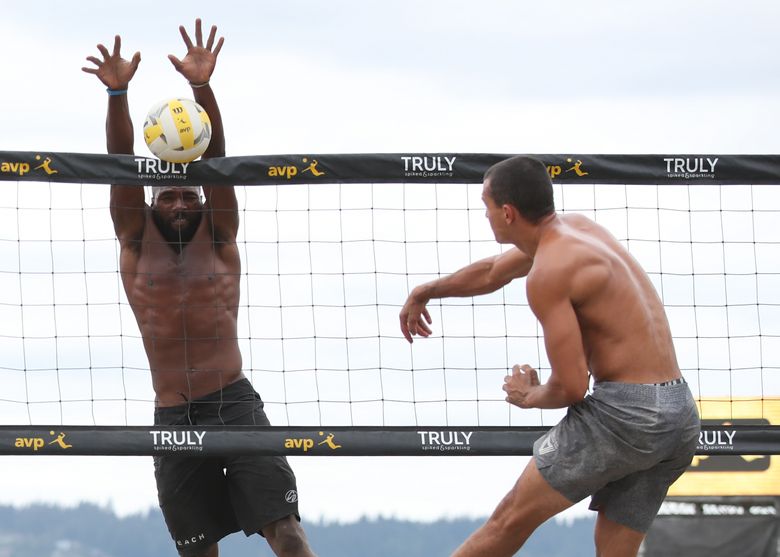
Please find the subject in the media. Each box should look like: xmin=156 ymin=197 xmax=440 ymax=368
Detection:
xmin=400 ymin=248 xmax=532 ymax=342
xmin=82 ymin=35 xmax=145 ymax=245
xmin=193 ymin=82 xmax=238 ymax=241
xmin=107 ymin=89 xmax=146 ymax=245
xmin=169 ymin=19 xmax=238 ymax=242
xmin=508 ymin=263 xmax=589 ymax=409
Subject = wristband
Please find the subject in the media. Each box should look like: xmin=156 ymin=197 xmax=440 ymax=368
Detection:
xmin=189 ymin=81 xmax=210 ymax=88
xmin=106 ymin=88 xmax=128 ymax=96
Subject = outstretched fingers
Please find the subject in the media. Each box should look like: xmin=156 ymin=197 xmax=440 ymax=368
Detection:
xmin=194 ymin=17 xmax=203 ymax=46
xmin=129 ymin=50 xmax=141 ymax=70
xmin=212 ymin=36 xmax=224 ymax=58
xmin=205 ymin=22 xmax=224 ymax=57
xmin=167 ymin=54 xmax=183 ymax=72
xmin=175 ymin=19 xmax=223 ymax=61
xmin=178 ymin=24 xmax=194 ymax=51
xmin=96 ymin=42 xmax=110 ymax=60
xmin=81 ymin=55 xmax=102 ymax=74
xmin=206 ymin=23 xmax=216 ymax=50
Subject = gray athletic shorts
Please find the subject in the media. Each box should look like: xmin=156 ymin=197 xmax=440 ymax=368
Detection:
xmin=533 ymin=378 xmax=700 ymax=533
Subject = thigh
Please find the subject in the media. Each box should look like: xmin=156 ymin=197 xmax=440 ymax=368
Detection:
xmin=503 ymin=457 xmax=575 ymax=524
xmin=451 ymin=458 xmax=574 ymax=557
xmin=227 ymin=453 xmax=301 ymax=535
xmin=218 ymin=385 xmax=301 ymax=535
xmin=533 ymin=402 xmax=623 ymax=504
xmin=154 ymin=456 xmax=239 ymax=553
xmin=590 ymin=447 xmax=694 ymax=533
xmin=594 ymin=512 xmax=645 ymax=557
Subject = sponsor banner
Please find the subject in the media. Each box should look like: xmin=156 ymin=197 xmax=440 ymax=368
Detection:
xmin=657 ymin=498 xmax=778 ymax=517
xmin=0 ymin=426 xmax=549 ymax=456
xmin=0 ymin=424 xmax=776 ymax=457
xmin=1 ymin=151 xmax=780 ymax=185
xmin=646 ymin=497 xmax=779 ymax=557
xmin=668 ymin=399 xmax=780 ymax=496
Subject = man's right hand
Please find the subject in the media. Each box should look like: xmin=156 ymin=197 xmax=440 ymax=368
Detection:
xmin=82 ymin=35 xmax=141 ymax=90
xmin=399 ymin=287 xmax=434 ymax=343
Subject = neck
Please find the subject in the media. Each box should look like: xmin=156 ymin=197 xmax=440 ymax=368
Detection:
xmin=510 ymin=213 xmax=557 ymax=258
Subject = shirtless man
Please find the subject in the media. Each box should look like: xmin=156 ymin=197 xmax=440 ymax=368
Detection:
xmin=400 ymin=155 xmax=700 ymax=557
xmin=83 ymin=20 xmax=316 ymax=557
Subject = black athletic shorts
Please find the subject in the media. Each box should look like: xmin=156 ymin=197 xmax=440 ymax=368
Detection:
xmin=153 ymin=378 xmax=299 ymax=555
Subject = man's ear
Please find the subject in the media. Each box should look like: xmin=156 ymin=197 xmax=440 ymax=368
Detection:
xmin=502 ymin=203 xmax=516 ymax=224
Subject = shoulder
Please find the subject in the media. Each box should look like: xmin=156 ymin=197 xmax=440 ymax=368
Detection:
xmin=528 ymin=217 xmax=612 ymax=301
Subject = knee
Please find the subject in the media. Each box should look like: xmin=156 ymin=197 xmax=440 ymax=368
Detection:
xmin=264 ymin=517 xmax=309 ymax=554
xmin=274 ymin=531 xmax=308 ymax=554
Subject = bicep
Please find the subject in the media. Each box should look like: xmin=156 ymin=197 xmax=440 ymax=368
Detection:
xmin=203 ymin=185 xmax=239 ymax=240
xmin=110 ymin=185 xmax=146 ymax=242
xmin=489 ymin=248 xmax=533 ymax=286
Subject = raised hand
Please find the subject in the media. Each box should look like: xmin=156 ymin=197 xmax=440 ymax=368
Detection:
xmin=82 ymin=35 xmax=141 ymax=90
xmin=168 ymin=18 xmax=224 ymax=85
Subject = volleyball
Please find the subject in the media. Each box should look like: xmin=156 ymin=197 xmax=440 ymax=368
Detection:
xmin=143 ymin=98 xmax=211 ymax=163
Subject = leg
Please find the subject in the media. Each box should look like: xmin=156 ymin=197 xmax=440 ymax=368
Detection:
xmin=594 ymin=512 xmax=644 ymax=557
xmin=262 ymin=514 xmax=316 ymax=557
xmin=451 ymin=458 xmax=574 ymax=557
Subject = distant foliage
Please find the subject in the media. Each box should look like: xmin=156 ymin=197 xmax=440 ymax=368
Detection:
xmin=0 ymin=503 xmax=595 ymax=557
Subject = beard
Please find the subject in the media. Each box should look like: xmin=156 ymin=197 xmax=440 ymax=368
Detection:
xmin=152 ymin=209 xmax=203 ymax=251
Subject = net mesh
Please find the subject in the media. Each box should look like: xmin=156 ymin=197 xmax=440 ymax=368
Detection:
xmin=1 ymin=177 xmax=779 ymax=429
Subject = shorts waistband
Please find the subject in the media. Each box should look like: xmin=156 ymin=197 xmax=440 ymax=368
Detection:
xmin=651 ymin=377 xmax=686 ymax=387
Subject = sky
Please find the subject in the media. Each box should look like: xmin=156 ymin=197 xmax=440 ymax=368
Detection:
xmin=1 ymin=0 xmax=779 ymax=530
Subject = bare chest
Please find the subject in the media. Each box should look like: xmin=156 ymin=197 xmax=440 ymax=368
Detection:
xmin=121 ymin=238 xmax=240 ymax=309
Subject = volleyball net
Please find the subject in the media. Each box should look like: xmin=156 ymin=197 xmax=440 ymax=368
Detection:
xmin=0 ymin=151 xmax=778 ymax=456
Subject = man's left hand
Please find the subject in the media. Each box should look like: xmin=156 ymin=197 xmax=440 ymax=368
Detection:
xmin=168 ymin=18 xmax=224 ymax=85
xmin=503 ymin=364 xmax=540 ymax=408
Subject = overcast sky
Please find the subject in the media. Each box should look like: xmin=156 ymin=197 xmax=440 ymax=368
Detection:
xmin=0 ymin=0 xmax=778 ymax=528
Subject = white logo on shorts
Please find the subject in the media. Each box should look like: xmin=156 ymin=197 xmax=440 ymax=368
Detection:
xmin=538 ymin=433 xmax=557 ymax=456
xmin=285 ymin=489 xmax=298 ymax=503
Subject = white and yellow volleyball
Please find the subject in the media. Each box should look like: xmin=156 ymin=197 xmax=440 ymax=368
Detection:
xmin=143 ymin=98 xmax=211 ymax=163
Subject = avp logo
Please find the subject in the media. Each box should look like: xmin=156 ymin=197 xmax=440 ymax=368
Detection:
xmin=417 ymin=430 xmax=473 ymax=453
xmin=284 ymin=431 xmax=343 ymax=453
xmin=1 ymin=154 xmax=59 ymax=177
xmin=547 ymin=158 xmax=589 ymax=179
xmin=0 ymin=161 xmax=30 ymax=176
xmin=14 ymin=430 xmax=72 ymax=452
xmin=34 ymin=155 xmax=58 ymax=175
xmin=268 ymin=157 xmax=326 ymax=180
xmin=149 ymin=430 xmax=206 ymax=453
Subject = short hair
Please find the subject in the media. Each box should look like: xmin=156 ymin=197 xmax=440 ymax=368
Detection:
xmin=483 ymin=156 xmax=554 ymax=223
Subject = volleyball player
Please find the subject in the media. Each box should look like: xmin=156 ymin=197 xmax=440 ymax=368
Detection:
xmin=83 ymin=20 xmax=316 ymax=557
xmin=400 ymin=155 xmax=700 ymax=557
